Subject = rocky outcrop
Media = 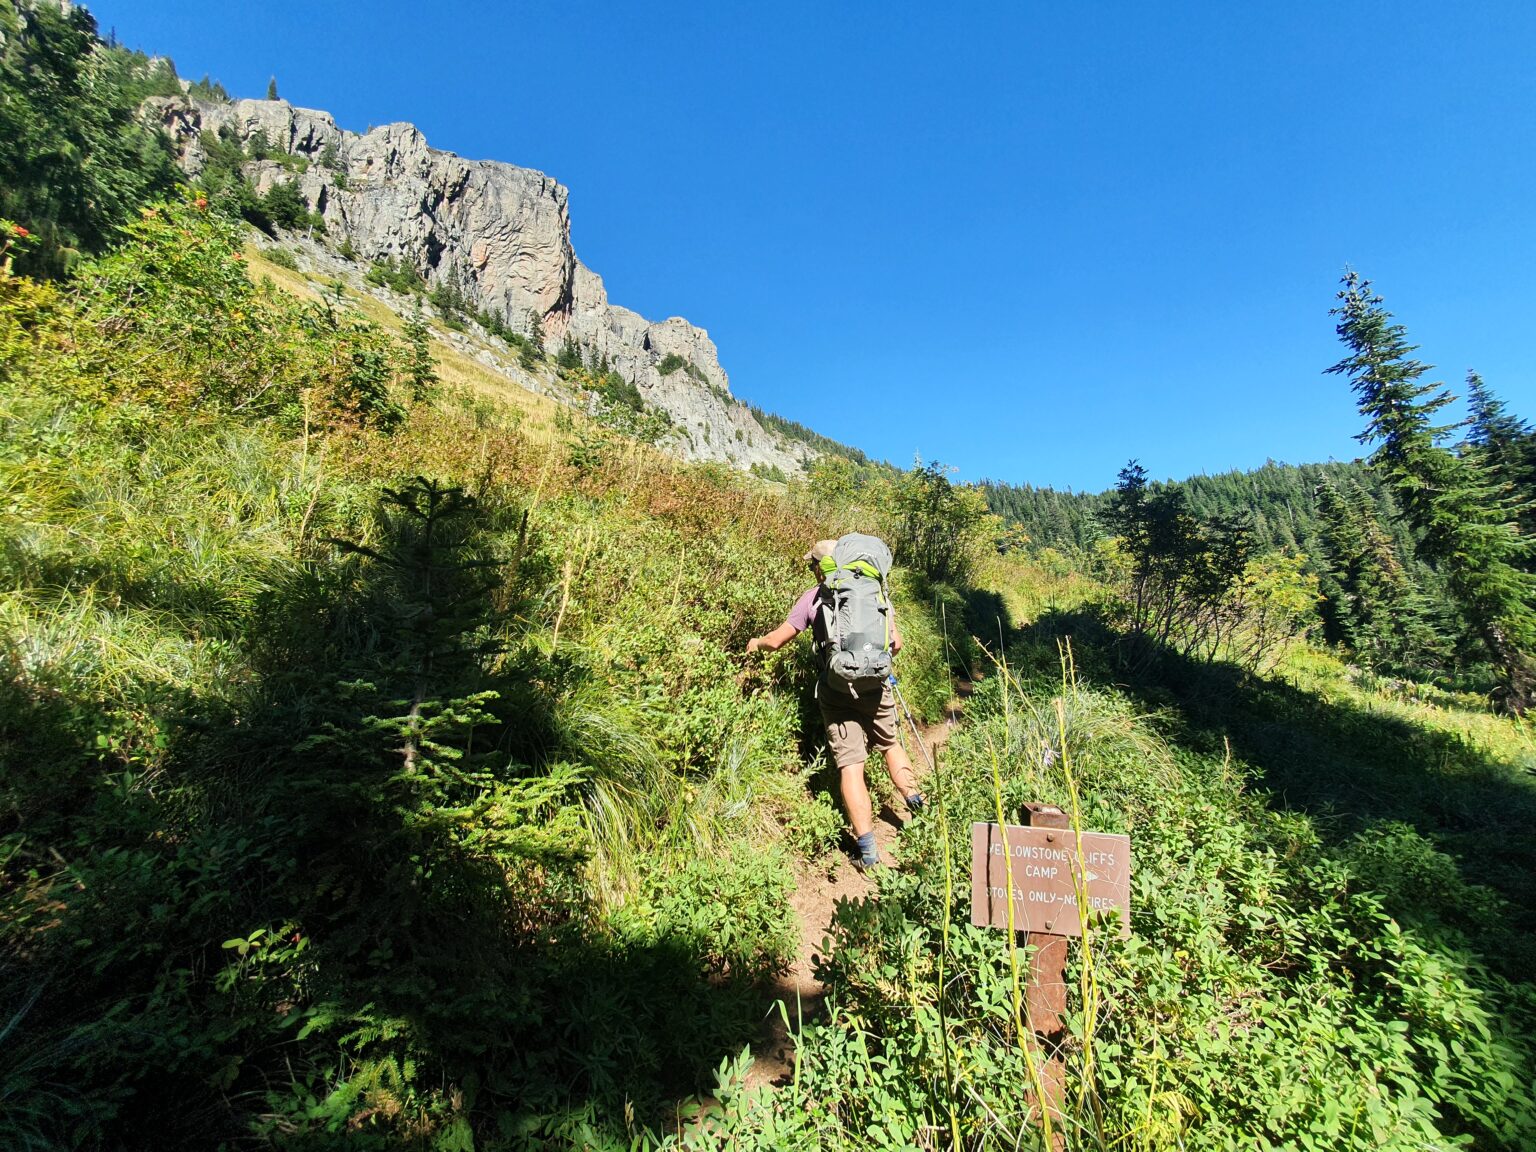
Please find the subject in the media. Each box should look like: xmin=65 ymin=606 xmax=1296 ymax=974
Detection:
xmin=145 ymin=95 xmax=812 ymax=473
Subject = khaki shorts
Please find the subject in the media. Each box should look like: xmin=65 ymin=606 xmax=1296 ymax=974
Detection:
xmin=820 ymin=682 xmax=899 ymax=770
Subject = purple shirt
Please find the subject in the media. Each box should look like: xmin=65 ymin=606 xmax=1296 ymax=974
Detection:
xmin=785 ymin=586 xmax=821 ymax=636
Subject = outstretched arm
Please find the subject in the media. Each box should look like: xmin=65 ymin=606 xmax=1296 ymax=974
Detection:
xmin=747 ymin=622 xmax=799 ymax=654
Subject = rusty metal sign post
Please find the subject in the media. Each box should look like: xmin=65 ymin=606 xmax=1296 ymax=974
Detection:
xmin=970 ymin=804 xmax=1132 ymax=1146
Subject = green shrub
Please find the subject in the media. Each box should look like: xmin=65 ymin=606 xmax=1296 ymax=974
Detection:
xmin=647 ymin=846 xmax=797 ymax=985
xmin=889 ymin=459 xmax=998 ymax=586
xmin=257 ymin=179 xmax=323 ymax=233
xmin=365 ymin=256 xmax=423 ymax=294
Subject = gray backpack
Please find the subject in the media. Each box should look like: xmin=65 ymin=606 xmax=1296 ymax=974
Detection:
xmin=815 ymin=533 xmax=895 ymax=698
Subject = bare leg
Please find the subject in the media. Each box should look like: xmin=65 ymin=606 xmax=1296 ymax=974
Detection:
xmin=839 ymin=762 xmax=875 ymax=837
xmin=882 ymin=743 xmax=918 ymax=799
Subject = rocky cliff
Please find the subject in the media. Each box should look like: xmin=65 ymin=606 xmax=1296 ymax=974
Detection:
xmin=147 ymin=95 xmax=812 ymax=473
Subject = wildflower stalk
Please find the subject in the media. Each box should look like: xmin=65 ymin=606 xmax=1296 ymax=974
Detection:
xmin=934 ymin=602 xmax=963 ymax=1152
xmin=1057 ymin=639 xmax=1104 ymax=1145
xmin=989 ymin=646 xmax=1057 ymax=1151
xmin=933 ymin=739 xmax=963 ymax=1152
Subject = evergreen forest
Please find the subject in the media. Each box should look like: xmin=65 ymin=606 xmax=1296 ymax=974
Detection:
xmin=4 ymin=4 xmax=1536 ymax=1149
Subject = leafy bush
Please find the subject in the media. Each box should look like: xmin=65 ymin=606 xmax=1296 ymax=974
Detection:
xmin=258 ymin=179 xmax=322 ymax=232
xmin=365 ymin=255 xmax=424 ymax=294
xmin=646 ymin=846 xmax=798 ymax=984
xmin=889 ymin=459 xmax=998 ymax=585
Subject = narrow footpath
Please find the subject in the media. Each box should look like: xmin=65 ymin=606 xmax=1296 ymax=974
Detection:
xmin=747 ymin=686 xmax=968 ymax=1089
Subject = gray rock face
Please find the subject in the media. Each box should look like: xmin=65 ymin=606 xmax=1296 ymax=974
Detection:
xmin=146 ymin=96 xmax=813 ymax=474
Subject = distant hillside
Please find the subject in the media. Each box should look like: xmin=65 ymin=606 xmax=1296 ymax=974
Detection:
xmin=982 ymin=458 xmax=1416 ymax=560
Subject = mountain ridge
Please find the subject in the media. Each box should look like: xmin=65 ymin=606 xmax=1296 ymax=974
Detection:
xmin=147 ymin=92 xmax=817 ymax=474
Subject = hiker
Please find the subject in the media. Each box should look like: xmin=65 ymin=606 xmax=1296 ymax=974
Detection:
xmin=747 ymin=537 xmax=924 ymax=870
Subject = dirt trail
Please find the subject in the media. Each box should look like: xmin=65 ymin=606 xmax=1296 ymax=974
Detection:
xmin=746 ymin=686 xmax=968 ymax=1089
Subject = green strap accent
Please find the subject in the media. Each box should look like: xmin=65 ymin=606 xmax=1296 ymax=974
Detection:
xmin=823 ymin=557 xmax=884 ymax=581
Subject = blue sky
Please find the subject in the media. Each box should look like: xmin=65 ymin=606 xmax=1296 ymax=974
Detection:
xmin=94 ymin=1 xmax=1536 ymax=492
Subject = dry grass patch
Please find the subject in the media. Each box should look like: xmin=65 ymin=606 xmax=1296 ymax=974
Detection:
xmin=242 ymin=242 xmax=568 ymax=441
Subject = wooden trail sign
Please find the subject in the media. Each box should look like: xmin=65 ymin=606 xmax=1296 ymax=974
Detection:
xmin=969 ymin=804 xmax=1133 ymax=1151
xmin=970 ymin=816 xmax=1132 ymax=939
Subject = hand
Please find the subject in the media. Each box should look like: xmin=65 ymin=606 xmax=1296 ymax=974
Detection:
xmin=891 ymin=634 xmax=903 ymax=655
xmin=746 ymin=636 xmax=762 ymax=654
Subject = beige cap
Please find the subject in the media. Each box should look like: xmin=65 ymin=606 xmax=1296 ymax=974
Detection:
xmin=803 ymin=539 xmax=838 ymax=564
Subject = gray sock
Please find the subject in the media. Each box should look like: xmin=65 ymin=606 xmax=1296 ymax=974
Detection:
xmin=856 ymin=831 xmax=879 ymax=865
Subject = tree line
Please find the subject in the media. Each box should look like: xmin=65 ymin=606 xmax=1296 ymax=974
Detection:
xmin=981 ymin=458 xmax=1412 ymax=559
xmin=981 ymin=278 xmax=1536 ymax=708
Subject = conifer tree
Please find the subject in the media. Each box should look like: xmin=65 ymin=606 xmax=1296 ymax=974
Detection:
xmin=266 ymin=75 xmax=279 ymax=100
xmin=1328 ymin=272 xmax=1536 ymax=709
xmin=290 ymin=479 xmax=584 ymax=966
xmin=402 ymin=299 xmax=438 ymax=402
xmin=1105 ymin=462 xmax=1154 ymax=629
xmin=1465 ymin=371 xmax=1536 ymax=546
xmin=1315 ymin=475 xmax=1438 ymax=668
xmin=190 ymin=73 xmax=229 ymax=101
xmin=1314 ymin=477 xmax=1364 ymax=648
xmin=247 ymin=126 xmax=272 ymax=160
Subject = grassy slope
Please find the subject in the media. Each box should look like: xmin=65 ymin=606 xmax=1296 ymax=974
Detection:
xmin=243 ymin=245 xmax=571 ymax=438
xmin=4 ymin=211 xmax=1534 ymax=1150
xmin=0 ymin=206 xmax=956 ymax=1148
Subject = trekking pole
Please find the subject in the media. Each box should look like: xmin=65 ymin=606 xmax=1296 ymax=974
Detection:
xmin=888 ymin=675 xmax=937 ymax=777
